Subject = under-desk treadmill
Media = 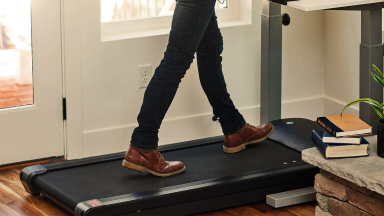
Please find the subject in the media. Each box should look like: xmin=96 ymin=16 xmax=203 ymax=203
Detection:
xmin=21 ymin=118 xmax=322 ymax=216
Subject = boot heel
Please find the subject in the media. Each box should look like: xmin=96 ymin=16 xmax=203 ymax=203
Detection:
xmin=223 ymin=144 xmax=246 ymax=154
xmin=122 ymin=160 xmax=145 ymax=172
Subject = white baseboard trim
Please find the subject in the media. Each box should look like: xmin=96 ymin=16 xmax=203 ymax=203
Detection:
xmin=82 ymin=96 xmax=325 ymax=158
xmin=324 ymin=96 xmax=359 ymax=117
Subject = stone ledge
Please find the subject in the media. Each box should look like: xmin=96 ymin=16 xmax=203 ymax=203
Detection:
xmin=302 ymin=136 xmax=384 ymax=196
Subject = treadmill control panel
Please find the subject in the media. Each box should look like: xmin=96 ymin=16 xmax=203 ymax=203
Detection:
xmin=86 ymin=199 xmax=103 ymax=207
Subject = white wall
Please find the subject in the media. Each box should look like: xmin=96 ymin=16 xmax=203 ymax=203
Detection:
xmin=324 ymin=10 xmax=361 ymax=117
xmin=64 ymin=0 xmax=326 ymax=158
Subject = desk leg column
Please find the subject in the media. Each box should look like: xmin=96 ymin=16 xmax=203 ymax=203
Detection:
xmin=360 ymin=9 xmax=383 ymax=134
xmin=260 ymin=0 xmax=282 ymax=123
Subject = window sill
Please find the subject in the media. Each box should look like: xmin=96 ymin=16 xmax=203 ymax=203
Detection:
xmin=101 ymin=19 xmax=252 ymax=42
xmin=100 ymin=0 xmax=252 ymax=42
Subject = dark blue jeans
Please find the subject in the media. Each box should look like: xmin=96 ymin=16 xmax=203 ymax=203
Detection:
xmin=131 ymin=0 xmax=246 ymax=149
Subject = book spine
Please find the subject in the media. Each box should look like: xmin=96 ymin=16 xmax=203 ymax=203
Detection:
xmin=317 ymin=118 xmax=336 ymax=137
xmin=311 ymin=130 xmax=328 ymax=158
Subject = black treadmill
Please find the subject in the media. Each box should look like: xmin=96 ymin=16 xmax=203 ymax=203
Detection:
xmin=20 ymin=0 xmax=325 ymax=214
xmin=21 ymin=118 xmax=322 ymax=216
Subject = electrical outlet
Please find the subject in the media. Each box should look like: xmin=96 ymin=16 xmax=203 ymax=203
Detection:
xmin=139 ymin=64 xmax=153 ymax=88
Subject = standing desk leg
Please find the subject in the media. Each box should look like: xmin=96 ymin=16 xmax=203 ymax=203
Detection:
xmin=260 ymin=0 xmax=283 ymax=123
xmin=360 ymin=9 xmax=383 ymax=134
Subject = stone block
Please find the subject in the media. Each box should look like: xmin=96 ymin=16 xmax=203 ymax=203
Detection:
xmin=315 ymin=206 xmax=332 ymax=216
xmin=316 ymin=193 xmax=330 ymax=212
xmin=315 ymin=174 xmax=347 ymax=201
xmin=346 ymin=187 xmax=384 ymax=216
xmin=320 ymin=170 xmax=384 ymax=201
xmin=328 ymin=198 xmax=373 ymax=216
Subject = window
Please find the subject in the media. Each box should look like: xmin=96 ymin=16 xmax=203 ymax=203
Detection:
xmin=101 ymin=0 xmax=228 ymax=22
xmin=0 ymin=0 xmax=33 ymax=109
xmin=100 ymin=0 xmax=251 ymax=41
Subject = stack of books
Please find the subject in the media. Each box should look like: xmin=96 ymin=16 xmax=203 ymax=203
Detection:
xmin=312 ymin=113 xmax=372 ymax=159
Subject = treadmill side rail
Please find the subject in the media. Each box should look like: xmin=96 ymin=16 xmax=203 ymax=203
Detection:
xmin=20 ymin=164 xmax=47 ymax=196
xmin=75 ymin=202 xmax=91 ymax=216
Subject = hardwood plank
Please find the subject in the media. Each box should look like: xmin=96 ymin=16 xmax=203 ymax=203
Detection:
xmin=0 ymin=169 xmax=71 ymax=216
xmin=0 ymin=183 xmax=45 ymax=216
xmin=250 ymin=202 xmax=276 ymax=214
xmin=285 ymin=204 xmax=316 ymax=216
xmin=265 ymin=209 xmax=297 ymax=216
xmin=226 ymin=205 xmax=265 ymax=216
xmin=203 ymin=210 xmax=235 ymax=216
xmin=0 ymin=157 xmax=64 ymax=171
xmin=0 ymin=203 xmax=16 ymax=216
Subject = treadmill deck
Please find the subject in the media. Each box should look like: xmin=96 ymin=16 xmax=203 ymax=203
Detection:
xmin=34 ymin=140 xmax=302 ymax=211
xmin=21 ymin=118 xmax=321 ymax=216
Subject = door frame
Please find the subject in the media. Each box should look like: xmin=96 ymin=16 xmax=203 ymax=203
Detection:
xmin=62 ymin=0 xmax=84 ymax=160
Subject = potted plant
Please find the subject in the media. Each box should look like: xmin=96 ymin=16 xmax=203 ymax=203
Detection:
xmin=341 ymin=64 xmax=384 ymax=158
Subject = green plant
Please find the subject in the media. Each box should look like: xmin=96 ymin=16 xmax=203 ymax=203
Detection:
xmin=341 ymin=64 xmax=384 ymax=119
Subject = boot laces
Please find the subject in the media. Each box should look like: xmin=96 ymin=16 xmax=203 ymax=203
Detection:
xmin=246 ymin=123 xmax=257 ymax=130
xmin=154 ymin=149 xmax=165 ymax=167
xmin=246 ymin=123 xmax=262 ymax=134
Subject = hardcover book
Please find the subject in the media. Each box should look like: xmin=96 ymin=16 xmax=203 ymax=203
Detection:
xmin=311 ymin=130 xmax=369 ymax=159
xmin=322 ymin=130 xmax=361 ymax=144
xmin=317 ymin=113 xmax=372 ymax=137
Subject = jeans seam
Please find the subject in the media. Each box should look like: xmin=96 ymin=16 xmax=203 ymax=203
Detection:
xmin=210 ymin=23 xmax=229 ymax=105
xmin=188 ymin=1 xmax=208 ymax=56
xmin=209 ymin=20 xmax=245 ymax=135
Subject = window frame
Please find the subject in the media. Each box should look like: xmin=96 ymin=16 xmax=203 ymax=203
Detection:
xmin=100 ymin=0 xmax=252 ymax=42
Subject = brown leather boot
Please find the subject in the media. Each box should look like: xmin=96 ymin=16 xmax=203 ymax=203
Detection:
xmin=122 ymin=145 xmax=185 ymax=177
xmin=223 ymin=122 xmax=274 ymax=153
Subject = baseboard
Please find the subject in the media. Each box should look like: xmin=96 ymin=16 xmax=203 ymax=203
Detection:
xmin=82 ymin=97 xmax=324 ymax=158
xmin=324 ymin=96 xmax=359 ymax=117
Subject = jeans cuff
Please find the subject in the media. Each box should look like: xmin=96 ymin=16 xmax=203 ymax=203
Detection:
xmin=220 ymin=109 xmax=246 ymax=135
xmin=223 ymin=119 xmax=246 ymax=135
xmin=130 ymin=140 xmax=158 ymax=149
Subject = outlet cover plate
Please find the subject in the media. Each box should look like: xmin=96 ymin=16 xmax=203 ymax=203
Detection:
xmin=139 ymin=64 xmax=153 ymax=88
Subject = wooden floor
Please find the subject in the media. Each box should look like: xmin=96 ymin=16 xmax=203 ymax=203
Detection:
xmin=0 ymin=76 xmax=33 ymax=109
xmin=0 ymin=159 xmax=317 ymax=216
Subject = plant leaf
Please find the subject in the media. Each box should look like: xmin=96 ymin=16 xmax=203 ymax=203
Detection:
xmin=341 ymin=98 xmax=384 ymax=119
xmin=371 ymin=71 xmax=384 ymax=88
xmin=342 ymin=98 xmax=382 ymax=111
xmin=372 ymin=64 xmax=384 ymax=79
xmin=371 ymin=104 xmax=384 ymax=119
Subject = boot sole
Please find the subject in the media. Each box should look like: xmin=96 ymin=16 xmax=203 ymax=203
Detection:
xmin=122 ymin=160 xmax=185 ymax=177
xmin=223 ymin=126 xmax=275 ymax=154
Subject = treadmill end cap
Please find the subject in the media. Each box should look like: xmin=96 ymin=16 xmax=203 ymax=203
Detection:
xmin=20 ymin=164 xmax=47 ymax=196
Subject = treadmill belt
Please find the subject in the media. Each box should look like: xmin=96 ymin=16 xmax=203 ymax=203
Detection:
xmin=33 ymin=139 xmax=302 ymax=211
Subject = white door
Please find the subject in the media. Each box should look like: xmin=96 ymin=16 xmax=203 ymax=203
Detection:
xmin=0 ymin=0 xmax=64 ymax=165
